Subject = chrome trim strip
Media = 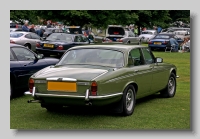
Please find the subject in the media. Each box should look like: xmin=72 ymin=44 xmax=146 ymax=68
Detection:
xmin=89 ymin=92 xmax=123 ymax=99
xmin=46 ymin=77 xmax=77 ymax=82
xmin=91 ymin=70 xmax=108 ymax=81
xmin=85 ymin=89 xmax=89 ymax=101
xmin=24 ymin=91 xmax=32 ymax=95
xmin=32 ymin=87 xmax=35 ymax=97
xmin=35 ymin=80 xmax=47 ymax=83
xmin=35 ymin=92 xmax=123 ymax=99
xmin=77 ymin=82 xmax=90 ymax=86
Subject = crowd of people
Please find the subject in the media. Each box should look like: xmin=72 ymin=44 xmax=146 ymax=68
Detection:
xmin=22 ymin=21 xmax=45 ymax=37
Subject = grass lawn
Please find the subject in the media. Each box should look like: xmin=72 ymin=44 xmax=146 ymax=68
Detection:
xmin=10 ymin=44 xmax=190 ymax=130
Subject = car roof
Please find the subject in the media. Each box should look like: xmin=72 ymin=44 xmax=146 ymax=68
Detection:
xmin=10 ymin=31 xmax=29 ymax=34
xmin=158 ymin=33 xmax=175 ymax=36
xmin=10 ymin=43 xmax=24 ymax=47
xmin=69 ymin=45 xmax=146 ymax=52
xmin=143 ymin=30 xmax=156 ymax=32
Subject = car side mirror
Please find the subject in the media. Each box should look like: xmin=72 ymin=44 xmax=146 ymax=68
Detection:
xmin=156 ymin=57 xmax=163 ymax=63
xmin=37 ymin=54 xmax=44 ymax=59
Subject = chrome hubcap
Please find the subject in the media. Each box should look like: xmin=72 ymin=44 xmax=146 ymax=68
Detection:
xmin=126 ymin=89 xmax=134 ymax=111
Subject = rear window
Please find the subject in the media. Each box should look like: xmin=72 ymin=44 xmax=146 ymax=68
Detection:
xmin=108 ymin=27 xmax=125 ymax=35
xmin=10 ymin=33 xmax=24 ymax=38
xmin=142 ymin=31 xmax=153 ymax=35
xmin=154 ymin=35 xmax=170 ymax=39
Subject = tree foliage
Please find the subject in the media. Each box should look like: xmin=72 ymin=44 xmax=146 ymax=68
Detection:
xmin=10 ymin=10 xmax=190 ymax=29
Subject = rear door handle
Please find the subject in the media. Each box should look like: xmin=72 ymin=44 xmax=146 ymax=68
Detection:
xmin=134 ymin=70 xmax=139 ymax=72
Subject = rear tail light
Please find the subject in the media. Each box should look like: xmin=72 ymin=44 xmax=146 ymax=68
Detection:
xmin=148 ymin=41 xmax=152 ymax=44
xmin=36 ymin=42 xmax=40 ymax=47
xmin=57 ymin=45 xmax=63 ymax=50
xmin=10 ymin=40 xmax=15 ymax=43
xmin=118 ymin=39 xmax=123 ymax=42
xmin=90 ymin=81 xmax=97 ymax=96
xmin=29 ymin=78 xmax=34 ymax=93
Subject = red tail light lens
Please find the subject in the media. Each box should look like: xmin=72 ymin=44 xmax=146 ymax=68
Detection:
xmin=148 ymin=41 xmax=152 ymax=44
xmin=90 ymin=81 xmax=97 ymax=96
xmin=57 ymin=45 xmax=63 ymax=50
xmin=36 ymin=42 xmax=40 ymax=47
xmin=29 ymin=78 xmax=34 ymax=93
xmin=10 ymin=40 xmax=15 ymax=43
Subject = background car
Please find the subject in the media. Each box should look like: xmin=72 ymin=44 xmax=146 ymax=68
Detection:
xmin=102 ymin=25 xmax=125 ymax=43
xmin=10 ymin=44 xmax=59 ymax=98
xmin=25 ymin=45 xmax=178 ymax=116
xmin=43 ymin=28 xmax=64 ymax=38
xmin=148 ymin=33 xmax=184 ymax=51
xmin=118 ymin=30 xmax=141 ymax=44
xmin=139 ymin=30 xmax=157 ymax=43
xmin=10 ymin=31 xmax=42 ymax=52
xmin=36 ymin=33 xmax=89 ymax=57
xmin=10 ymin=28 xmax=23 ymax=32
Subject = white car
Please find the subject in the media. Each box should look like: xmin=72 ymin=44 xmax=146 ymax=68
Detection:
xmin=139 ymin=30 xmax=157 ymax=43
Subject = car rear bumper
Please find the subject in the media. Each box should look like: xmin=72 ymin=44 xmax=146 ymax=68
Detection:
xmin=148 ymin=44 xmax=167 ymax=48
xmin=36 ymin=48 xmax=66 ymax=55
xmin=25 ymin=87 xmax=123 ymax=106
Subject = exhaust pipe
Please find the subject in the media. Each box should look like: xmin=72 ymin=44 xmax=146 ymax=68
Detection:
xmin=27 ymin=100 xmax=41 ymax=103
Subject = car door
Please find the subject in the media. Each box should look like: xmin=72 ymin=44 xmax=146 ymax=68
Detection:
xmin=10 ymin=48 xmax=25 ymax=89
xmin=11 ymin=47 xmax=48 ymax=88
xmin=141 ymin=47 xmax=169 ymax=93
xmin=128 ymin=48 xmax=153 ymax=97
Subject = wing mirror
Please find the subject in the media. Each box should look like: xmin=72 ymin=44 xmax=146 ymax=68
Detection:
xmin=156 ymin=57 xmax=163 ymax=63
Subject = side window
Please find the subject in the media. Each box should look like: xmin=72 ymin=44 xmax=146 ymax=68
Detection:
xmin=142 ymin=48 xmax=154 ymax=64
xmin=25 ymin=34 xmax=31 ymax=39
xmin=12 ymin=47 xmax=36 ymax=61
xmin=10 ymin=50 xmax=15 ymax=61
xmin=30 ymin=33 xmax=40 ymax=39
xmin=129 ymin=48 xmax=144 ymax=66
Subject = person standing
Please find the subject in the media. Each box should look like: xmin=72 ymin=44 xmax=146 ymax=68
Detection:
xmin=29 ymin=24 xmax=36 ymax=33
xmin=36 ymin=29 xmax=45 ymax=37
xmin=169 ymin=37 xmax=179 ymax=52
xmin=22 ymin=22 xmax=29 ymax=32
xmin=134 ymin=26 xmax=138 ymax=36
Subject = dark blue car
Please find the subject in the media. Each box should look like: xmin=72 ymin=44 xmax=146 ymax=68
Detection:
xmin=148 ymin=33 xmax=183 ymax=51
xmin=36 ymin=33 xmax=89 ymax=57
xmin=10 ymin=44 xmax=59 ymax=98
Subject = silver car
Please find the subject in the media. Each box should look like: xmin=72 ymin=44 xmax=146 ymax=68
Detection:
xmin=139 ymin=30 xmax=157 ymax=43
xmin=10 ymin=32 xmax=42 ymax=52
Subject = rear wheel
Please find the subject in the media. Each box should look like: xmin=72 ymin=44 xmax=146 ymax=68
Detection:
xmin=122 ymin=85 xmax=136 ymax=116
xmin=160 ymin=72 xmax=176 ymax=98
xmin=24 ymin=43 xmax=31 ymax=50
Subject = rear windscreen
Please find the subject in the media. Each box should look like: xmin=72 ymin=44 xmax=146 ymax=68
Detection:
xmin=108 ymin=27 xmax=125 ymax=35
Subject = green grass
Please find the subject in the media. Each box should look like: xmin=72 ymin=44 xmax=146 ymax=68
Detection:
xmin=10 ymin=44 xmax=190 ymax=130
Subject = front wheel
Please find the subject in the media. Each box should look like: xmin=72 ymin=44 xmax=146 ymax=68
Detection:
xmin=122 ymin=85 xmax=136 ymax=116
xmin=160 ymin=72 xmax=176 ymax=98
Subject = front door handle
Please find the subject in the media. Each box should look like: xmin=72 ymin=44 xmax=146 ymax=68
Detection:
xmin=134 ymin=70 xmax=139 ymax=72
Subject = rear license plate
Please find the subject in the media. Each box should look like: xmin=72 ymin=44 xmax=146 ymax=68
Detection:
xmin=47 ymin=81 xmax=77 ymax=92
xmin=44 ymin=44 xmax=54 ymax=48
xmin=154 ymin=42 xmax=161 ymax=45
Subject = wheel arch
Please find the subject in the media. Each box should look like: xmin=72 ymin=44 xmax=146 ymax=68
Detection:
xmin=122 ymin=81 xmax=138 ymax=94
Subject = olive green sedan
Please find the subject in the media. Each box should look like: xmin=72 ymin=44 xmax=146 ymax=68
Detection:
xmin=25 ymin=44 xmax=179 ymax=116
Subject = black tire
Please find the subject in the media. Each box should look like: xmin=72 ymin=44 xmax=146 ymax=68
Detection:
xmin=24 ymin=43 xmax=31 ymax=50
xmin=122 ymin=85 xmax=136 ymax=116
xmin=160 ymin=72 xmax=176 ymax=98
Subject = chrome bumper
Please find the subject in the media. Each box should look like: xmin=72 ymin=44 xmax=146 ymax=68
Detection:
xmin=25 ymin=86 xmax=123 ymax=104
